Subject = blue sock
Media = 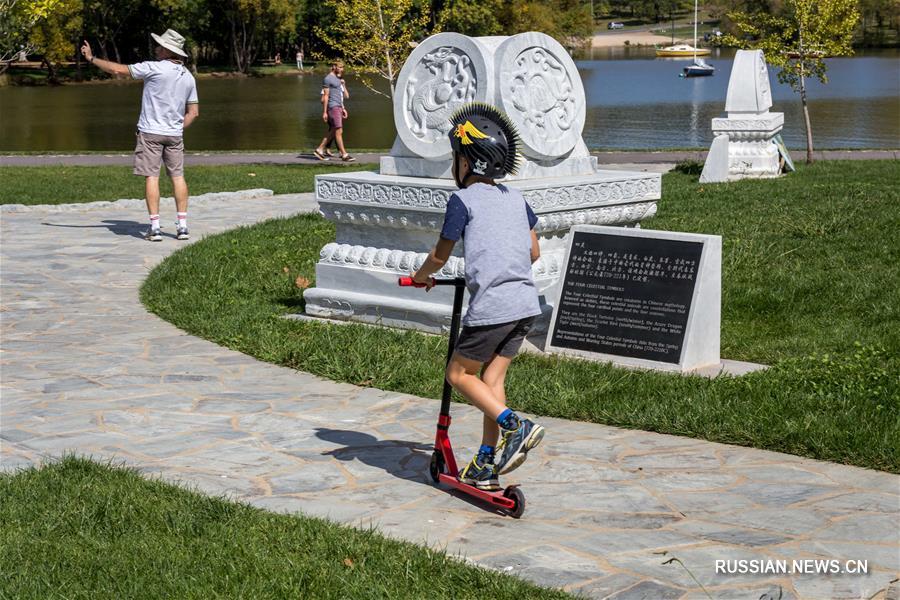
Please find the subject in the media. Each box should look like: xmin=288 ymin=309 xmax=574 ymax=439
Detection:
xmin=477 ymin=444 xmax=495 ymax=463
xmin=496 ymin=408 xmax=520 ymax=431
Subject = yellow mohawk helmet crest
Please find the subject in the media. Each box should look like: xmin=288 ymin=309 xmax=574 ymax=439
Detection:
xmin=454 ymin=121 xmax=489 ymax=145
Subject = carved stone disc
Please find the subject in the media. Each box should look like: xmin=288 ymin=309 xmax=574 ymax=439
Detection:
xmin=495 ymin=32 xmax=586 ymax=160
xmin=394 ymin=32 xmax=493 ymax=160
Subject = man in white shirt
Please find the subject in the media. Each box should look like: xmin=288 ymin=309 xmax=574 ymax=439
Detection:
xmin=81 ymin=29 xmax=199 ymax=241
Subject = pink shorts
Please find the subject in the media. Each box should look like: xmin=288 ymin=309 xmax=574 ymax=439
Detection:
xmin=327 ymin=106 xmax=344 ymax=130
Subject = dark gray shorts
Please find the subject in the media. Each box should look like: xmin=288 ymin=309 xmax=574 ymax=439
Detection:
xmin=133 ymin=131 xmax=184 ymax=177
xmin=454 ymin=316 xmax=536 ymax=363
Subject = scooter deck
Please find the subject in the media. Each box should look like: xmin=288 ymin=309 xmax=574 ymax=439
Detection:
xmin=437 ymin=473 xmax=518 ymax=509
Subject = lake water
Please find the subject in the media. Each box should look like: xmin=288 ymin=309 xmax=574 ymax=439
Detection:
xmin=1 ymin=48 xmax=897 ymax=151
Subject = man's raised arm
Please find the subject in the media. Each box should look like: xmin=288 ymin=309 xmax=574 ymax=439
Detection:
xmin=80 ymin=41 xmax=130 ymax=77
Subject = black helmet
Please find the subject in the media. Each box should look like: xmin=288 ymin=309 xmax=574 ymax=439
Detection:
xmin=448 ymin=103 xmax=520 ymax=180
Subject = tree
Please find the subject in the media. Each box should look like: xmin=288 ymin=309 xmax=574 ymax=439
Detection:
xmin=723 ymin=0 xmax=860 ymax=164
xmin=224 ymin=0 xmax=299 ymax=73
xmin=498 ymin=0 xmax=594 ymax=49
xmin=0 ymin=0 xmax=60 ymax=74
xmin=437 ymin=0 xmax=504 ymax=36
xmin=28 ymin=0 xmax=82 ymax=83
xmin=317 ymin=0 xmax=432 ymax=98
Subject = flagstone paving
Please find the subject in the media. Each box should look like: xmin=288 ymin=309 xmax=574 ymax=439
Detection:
xmin=1 ymin=190 xmax=898 ymax=599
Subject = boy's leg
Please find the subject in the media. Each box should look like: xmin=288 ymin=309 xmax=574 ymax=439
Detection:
xmin=446 ymin=353 xmax=503 ymax=490
xmin=446 ymin=353 xmax=506 ymax=419
xmin=479 ymin=354 xmax=512 ymax=448
xmin=489 ymin=318 xmax=546 ymax=475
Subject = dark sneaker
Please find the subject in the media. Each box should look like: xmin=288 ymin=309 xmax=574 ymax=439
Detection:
xmin=176 ymin=226 xmax=189 ymax=240
xmin=144 ymin=228 xmax=162 ymax=242
xmin=495 ymin=419 xmax=545 ymax=475
xmin=458 ymin=454 xmax=500 ymax=491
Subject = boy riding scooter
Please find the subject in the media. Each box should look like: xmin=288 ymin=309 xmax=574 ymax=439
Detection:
xmin=411 ymin=103 xmax=546 ymax=491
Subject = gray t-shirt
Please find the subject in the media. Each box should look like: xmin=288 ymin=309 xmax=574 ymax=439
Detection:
xmin=440 ymin=182 xmax=541 ymax=327
xmin=323 ymin=72 xmax=343 ymax=108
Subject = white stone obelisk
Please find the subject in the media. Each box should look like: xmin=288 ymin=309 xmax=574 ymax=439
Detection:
xmin=700 ymin=50 xmax=786 ymax=183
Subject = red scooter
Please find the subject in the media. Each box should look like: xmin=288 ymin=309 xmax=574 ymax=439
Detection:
xmin=399 ymin=276 xmax=526 ymax=518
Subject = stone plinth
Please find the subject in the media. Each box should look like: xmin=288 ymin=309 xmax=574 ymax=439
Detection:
xmin=700 ymin=50 xmax=786 ymax=183
xmin=303 ymin=31 xmax=661 ymax=332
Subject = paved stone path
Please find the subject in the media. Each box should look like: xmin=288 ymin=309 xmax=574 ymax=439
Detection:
xmin=3 ymin=149 xmax=897 ymax=168
xmin=1 ymin=191 xmax=898 ymax=599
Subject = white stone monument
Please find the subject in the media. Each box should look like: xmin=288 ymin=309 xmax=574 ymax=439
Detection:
xmin=303 ymin=32 xmax=662 ymax=333
xmin=700 ymin=49 xmax=785 ymax=183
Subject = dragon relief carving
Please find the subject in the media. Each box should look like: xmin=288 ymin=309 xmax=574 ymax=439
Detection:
xmin=406 ymin=47 xmax=476 ymax=141
xmin=509 ymin=47 xmax=576 ymax=143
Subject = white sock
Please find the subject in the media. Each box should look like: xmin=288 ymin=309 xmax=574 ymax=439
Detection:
xmin=177 ymin=212 xmax=187 ymax=229
xmin=149 ymin=214 xmax=160 ymax=231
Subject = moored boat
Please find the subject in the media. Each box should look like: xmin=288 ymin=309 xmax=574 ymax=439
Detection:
xmin=656 ymin=44 xmax=711 ymax=57
xmin=682 ymin=57 xmax=715 ymax=77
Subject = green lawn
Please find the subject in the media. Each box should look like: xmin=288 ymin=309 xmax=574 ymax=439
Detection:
xmin=0 ymin=163 xmax=375 ymax=205
xmin=0 ymin=457 xmax=572 ymax=600
xmin=141 ymin=160 xmax=900 ymax=472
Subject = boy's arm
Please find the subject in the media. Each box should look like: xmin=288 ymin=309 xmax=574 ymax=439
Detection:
xmin=412 ymin=238 xmax=456 ymax=288
xmin=321 ymin=88 xmax=330 ymax=121
xmin=530 ymin=229 xmax=540 ymax=264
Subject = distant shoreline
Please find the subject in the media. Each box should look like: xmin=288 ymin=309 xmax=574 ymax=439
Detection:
xmin=592 ymin=31 xmax=674 ymax=47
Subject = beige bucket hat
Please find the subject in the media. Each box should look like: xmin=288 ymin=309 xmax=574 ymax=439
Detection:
xmin=150 ymin=29 xmax=188 ymax=57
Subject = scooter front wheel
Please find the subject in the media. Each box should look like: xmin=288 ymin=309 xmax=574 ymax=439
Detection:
xmin=503 ymin=486 xmax=525 ymax=518
xmin=429 ymin=451 xmax=445 ymax=483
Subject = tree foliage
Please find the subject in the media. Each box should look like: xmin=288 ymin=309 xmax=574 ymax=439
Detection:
xmin=438 ymin=0 xmax=594 ymax=48
xmin=437 ymin=0 xmax=504 ymax=36
xmin=225 ymin=0 xmax=300 ymax=73
xmin=0 ymin=0 xmax=61 ymax=72
xmin=28 ymin=0 xmax=82 ymax=81
xmin=317 ymin=0 xmax=431 ymax=98
xmin=723 ymin=0 xmax=860 ymax=163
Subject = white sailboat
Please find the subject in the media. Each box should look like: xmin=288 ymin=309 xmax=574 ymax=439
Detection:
xmin=656 ymin=0 xmax=712 ymax=62
xmin=681 ymin=0 xmax=715 ymax=76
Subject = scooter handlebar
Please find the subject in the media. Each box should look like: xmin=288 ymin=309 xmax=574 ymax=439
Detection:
xmin=398 ymin=276 xmax=465 ymax=287
xmin=398 ymin=276 xmax=431 ymax=288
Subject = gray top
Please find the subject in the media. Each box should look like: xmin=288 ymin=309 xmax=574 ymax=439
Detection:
xmin=323 ymin=72 xmax=343 ymax=109
xmin=440 ymin=182 xmax=541 ymax=327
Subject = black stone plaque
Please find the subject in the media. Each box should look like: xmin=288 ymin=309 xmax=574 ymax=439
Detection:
xmin=550 ymin=231 xmax=704 ymax=364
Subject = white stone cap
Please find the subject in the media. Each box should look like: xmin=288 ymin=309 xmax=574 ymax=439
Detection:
xmin=725 ymin=49 xmax=773 ymax=114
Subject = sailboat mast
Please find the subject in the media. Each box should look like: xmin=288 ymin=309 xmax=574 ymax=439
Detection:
xmin=693 ymin=0 xmax=699 ymax=60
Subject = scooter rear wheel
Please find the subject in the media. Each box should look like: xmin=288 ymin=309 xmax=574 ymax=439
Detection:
xmin=504 ymin=486 xmax=525 ymax=518
xmin=429 ymin=451 xmax=445 ymax=483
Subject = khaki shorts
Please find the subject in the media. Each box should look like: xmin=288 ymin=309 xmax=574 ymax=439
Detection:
xmin=133 ymin=131 xmax=184 ymax=177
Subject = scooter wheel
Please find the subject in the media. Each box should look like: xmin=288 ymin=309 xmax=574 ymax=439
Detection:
xmin=429 ymin=452 xmax=444 ymax=483
xmin=503 ymin=486 xmax=525 ymax=518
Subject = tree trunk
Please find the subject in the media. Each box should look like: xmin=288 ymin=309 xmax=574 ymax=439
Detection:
xmin=800 ymin=71 xmax=813 ymax=164
xmin=798 ymin=26 xmax=813 ymax=164
xmin=43 ymin=57 xmax=59 ymax=85
xmin=376 ymin=0 xmax=395 ymax=98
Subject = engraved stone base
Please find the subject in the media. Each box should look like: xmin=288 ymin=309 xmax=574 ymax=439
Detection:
xmin=302 ymin=169 xmax=661 ymax=331
xmin=700 ymin=113 xmax=784 ymax=183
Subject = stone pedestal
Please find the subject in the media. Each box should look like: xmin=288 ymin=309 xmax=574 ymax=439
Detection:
xmin=303 ymin=32 xmax=661 ymax=333
xmin=700 ymin=50 xmax=785 ymax=183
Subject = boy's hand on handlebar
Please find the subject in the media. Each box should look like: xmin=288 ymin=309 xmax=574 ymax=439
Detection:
xmin=411 ymin=271 xmax=434 ymax=291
